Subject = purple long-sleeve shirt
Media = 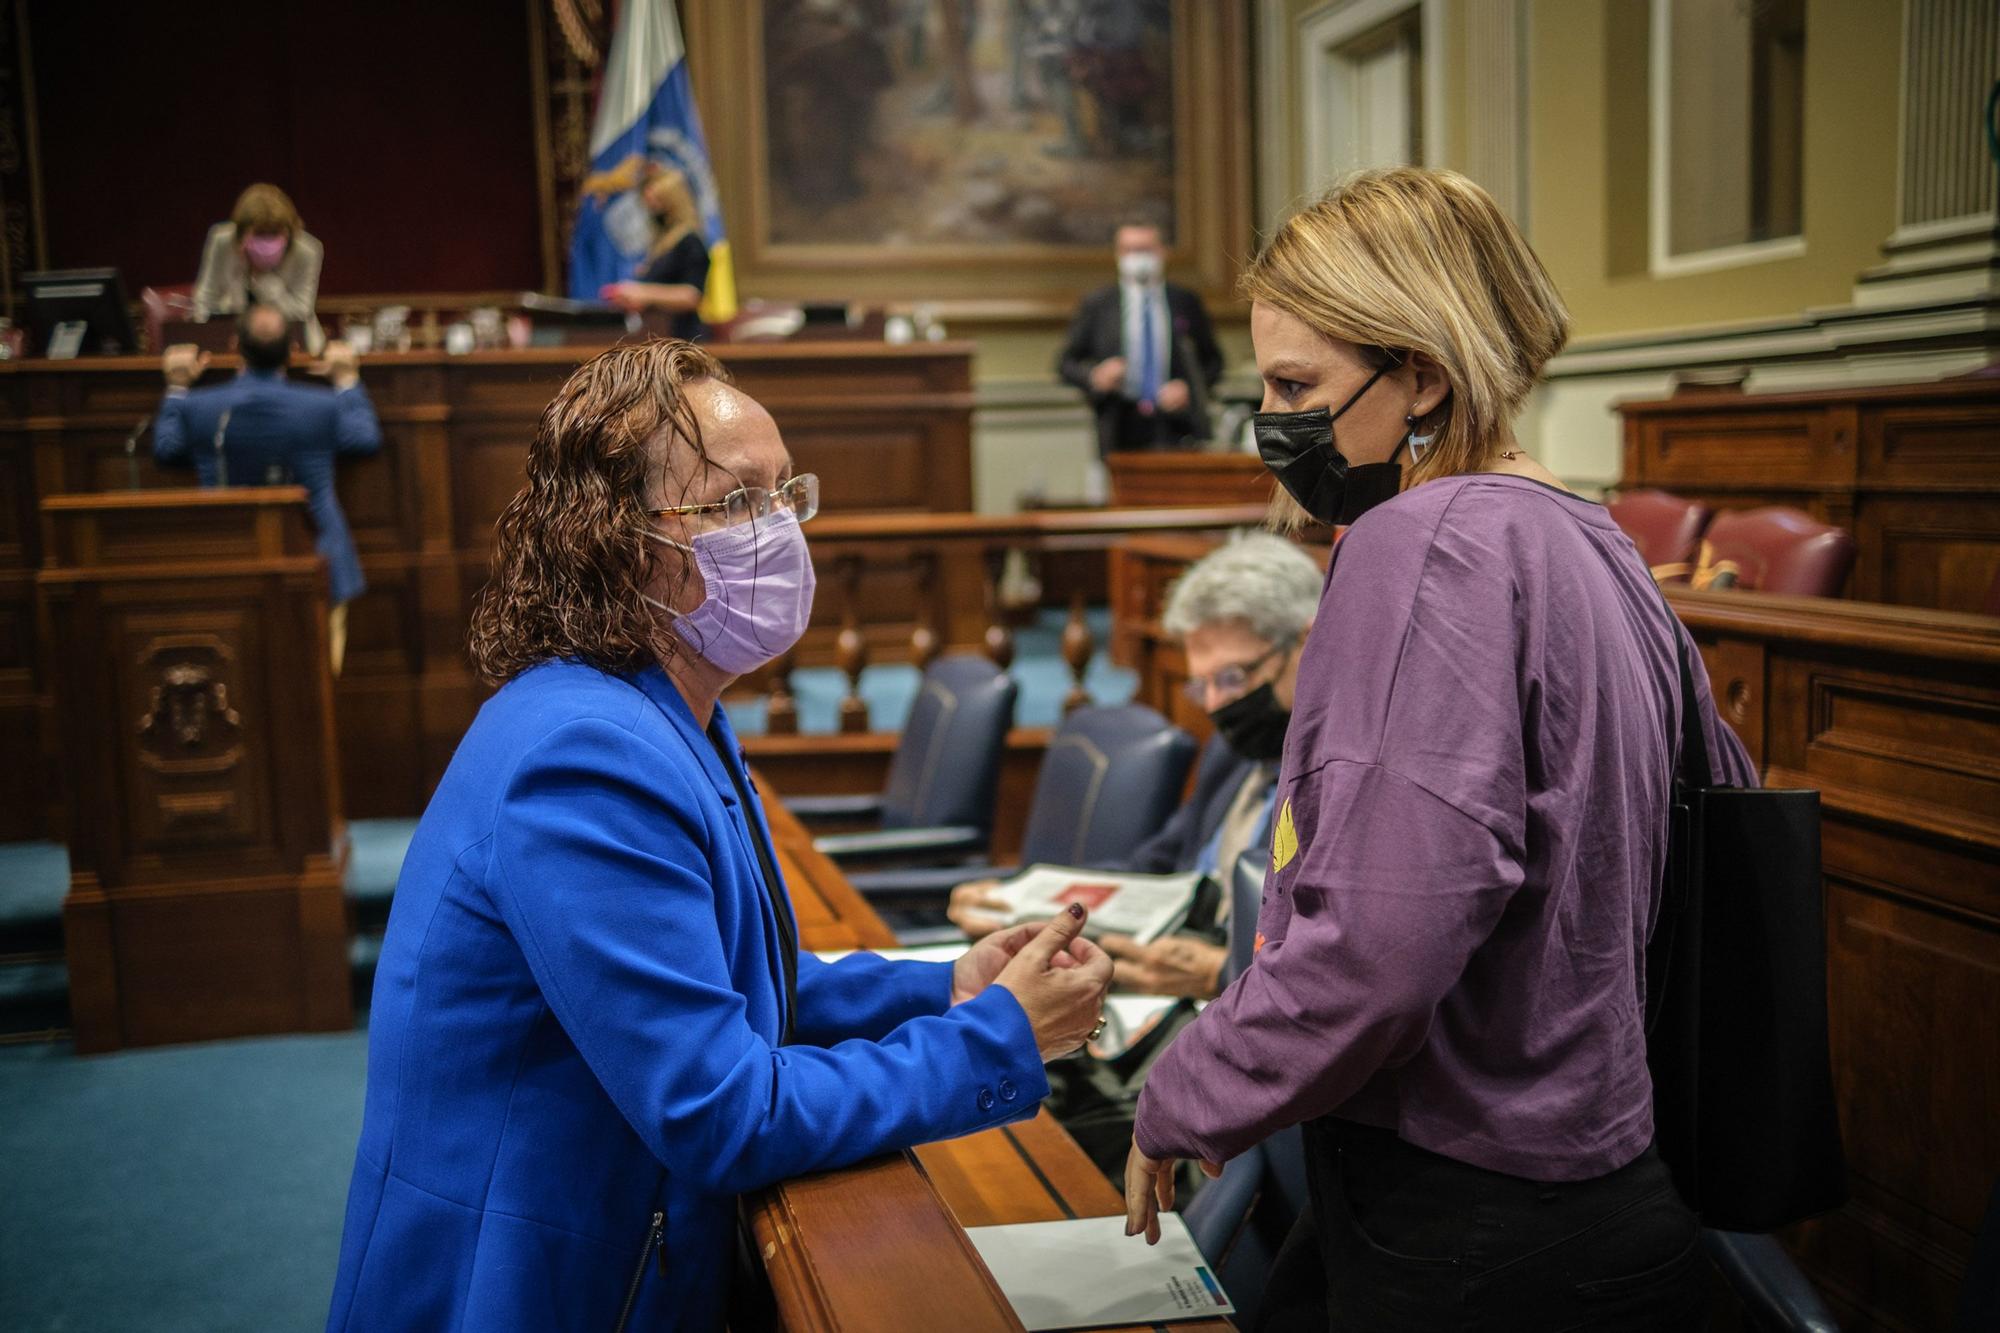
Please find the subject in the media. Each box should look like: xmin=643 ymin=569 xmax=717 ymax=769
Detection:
xmin=1134 ymin=474 xmax=1757 ymax=1182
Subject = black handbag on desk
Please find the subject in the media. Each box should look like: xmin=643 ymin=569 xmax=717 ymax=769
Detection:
xmin=1644 ymin=635 xmax=1847 ymax=1233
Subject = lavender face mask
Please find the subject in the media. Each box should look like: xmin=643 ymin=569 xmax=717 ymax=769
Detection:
xmin=648 ymin=508 xmax=816 ymax=675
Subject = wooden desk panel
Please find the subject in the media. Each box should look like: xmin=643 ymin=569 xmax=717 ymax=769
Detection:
xmin=756 ymin=777 xmax=1234 ymax=1331
xmin=1617 ymin=377 xmax=2000 ymax=612
xmin=0 ymin=341 xmax=974 ymax=838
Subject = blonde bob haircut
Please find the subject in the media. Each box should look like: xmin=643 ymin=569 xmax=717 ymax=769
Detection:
xmin=1242 ymin=167 xmax=1570 ymax=492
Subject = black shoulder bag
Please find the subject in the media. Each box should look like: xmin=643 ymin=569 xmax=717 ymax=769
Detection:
xmin=1644 ymin=633 xmax=1847 ymax=1233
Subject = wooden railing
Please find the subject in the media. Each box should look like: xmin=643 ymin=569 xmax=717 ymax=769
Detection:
xmin=762 ymin=505 xmax=1269 ymax=733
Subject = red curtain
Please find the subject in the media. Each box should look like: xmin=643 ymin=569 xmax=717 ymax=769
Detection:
xmin=31 ymin=0 xmax=545 ymax=295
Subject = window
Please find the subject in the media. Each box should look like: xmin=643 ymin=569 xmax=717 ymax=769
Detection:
xmin=1651 ymin=0 xmax=1806 ymax=274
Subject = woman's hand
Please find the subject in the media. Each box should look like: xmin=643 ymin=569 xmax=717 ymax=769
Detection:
xmin=600 ymin=281 xmax=646 ymax=312
xmin=1123 ymin=1139 xmax=1222 ymax=1245
xmin=946 ymin=879 xmax=1010 ymax=940
xmin=951 ymin=919 xmax=1067 ymax=1005
xmin=993 ymin=904 xmax=1114 ymax=1061
xmin=1099 ymin=933 xmax=1228 ymax=999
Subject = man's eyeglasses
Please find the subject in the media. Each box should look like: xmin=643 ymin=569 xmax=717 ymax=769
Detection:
xmin=1182 ymin=641 xmax=1291 ymax=708
xmin=650 ymin=473 xmax=820 ymax=533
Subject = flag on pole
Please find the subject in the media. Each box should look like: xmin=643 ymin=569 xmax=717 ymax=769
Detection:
xmin=567 ymin=0 xmax=737 ymax=325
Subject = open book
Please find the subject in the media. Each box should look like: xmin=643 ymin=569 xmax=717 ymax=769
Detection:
xmin=990 ymin=865 xmax=1204 ymax=946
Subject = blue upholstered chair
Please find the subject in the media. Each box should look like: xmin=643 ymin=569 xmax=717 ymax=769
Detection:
xmin=797 ymin=654 xmax=1017 ymax=865
xmin=847 ymin=703 xmax=1197 ymax=938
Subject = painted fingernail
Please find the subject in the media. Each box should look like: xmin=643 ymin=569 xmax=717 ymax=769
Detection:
xmin=1068 ymin=903 xmax=1085 ymax=920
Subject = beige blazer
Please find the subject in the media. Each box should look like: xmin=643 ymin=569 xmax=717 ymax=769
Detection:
xmin=191 ymin=222 xmax=325 ymax=350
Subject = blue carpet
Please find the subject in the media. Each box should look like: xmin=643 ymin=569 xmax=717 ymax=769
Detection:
xmin=0 ymin=1031 xmax=368 ymax=1332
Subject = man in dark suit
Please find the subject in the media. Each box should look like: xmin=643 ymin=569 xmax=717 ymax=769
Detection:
xmin=154 ymin=303 xmax=382 ymax=674
xmin=1056 ymin=222 xmax=1225 ymax=456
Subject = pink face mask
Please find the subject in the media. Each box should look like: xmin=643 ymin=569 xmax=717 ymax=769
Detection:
xmin=243 ymin=234 xmax=289 ymax=271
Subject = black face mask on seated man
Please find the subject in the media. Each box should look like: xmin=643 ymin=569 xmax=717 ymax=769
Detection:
xmin=1253 ymin=362 xmax=1411 ymax=527
xmin=1208 ymin=680 xmax=1291 ymax=762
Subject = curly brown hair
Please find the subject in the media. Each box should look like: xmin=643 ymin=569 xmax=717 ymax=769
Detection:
xmin=467 ymin=338 xmax=727 ymax=684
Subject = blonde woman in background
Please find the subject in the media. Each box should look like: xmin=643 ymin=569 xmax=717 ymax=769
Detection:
xmin=1122 ymin=168 xmax=1756 ymax=1330
xmin=596 ymin=165 xmax=711 ymax=341
xmin=193 ymin=182 xmax=324 ymax=351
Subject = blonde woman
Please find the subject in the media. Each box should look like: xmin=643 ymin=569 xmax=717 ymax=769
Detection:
xmin=1122 ymin=168 xmax=1756 ymax=1330
xmin=598 ymin=166 xmax=711 ymax=341
xmin=192 ymin=182 xmax=324 ymax=349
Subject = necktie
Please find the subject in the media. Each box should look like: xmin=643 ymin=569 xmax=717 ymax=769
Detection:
xmin=1138 ymin=290 xmax=1161 ymax=406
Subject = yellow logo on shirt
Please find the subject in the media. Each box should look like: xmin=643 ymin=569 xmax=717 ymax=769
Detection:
xmin=1272 ymin=798 xmax=1297 ymax=871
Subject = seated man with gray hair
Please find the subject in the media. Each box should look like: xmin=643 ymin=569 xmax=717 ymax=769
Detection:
xmin=949 ymin=531 xmax=1326 ymax=1174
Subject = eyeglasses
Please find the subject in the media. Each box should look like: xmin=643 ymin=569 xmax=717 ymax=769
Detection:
xmin=649 ymin=473 xmax=820 ymax=533
xmin=1182 ymin=641 xmax=1290 ymax=708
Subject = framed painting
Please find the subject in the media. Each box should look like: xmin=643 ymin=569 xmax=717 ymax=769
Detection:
xmin=684 ymin=0 xmax=1251 ymax=314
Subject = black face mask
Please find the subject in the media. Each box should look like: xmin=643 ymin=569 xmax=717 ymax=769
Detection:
xmin=240 ymin=332 xmax=290 ymax=372
xmin=1209 ymin=681 xmax=1290 ymax=762
xmin=1253 ymin=364 xmax=1407 ymax=526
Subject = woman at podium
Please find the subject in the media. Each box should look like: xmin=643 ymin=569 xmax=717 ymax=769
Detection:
xmin=597 ymin=165 xmax=712 ymax=341
xmin=192 ymin=182 xmax=324 ymax=351
xmin=325 ymin=338 xmax=1112 ymax=1333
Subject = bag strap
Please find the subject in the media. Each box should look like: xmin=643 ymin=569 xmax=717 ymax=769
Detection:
xmin=1673 ymin=630 xmax=1714 ymax=793
xmin=1645 ymin=626 xmax=1712 ymax=1034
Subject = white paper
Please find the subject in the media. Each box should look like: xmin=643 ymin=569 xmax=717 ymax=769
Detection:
xmin=992 ymin=865 xmax=1203 ymax=944
xmin=810 ymin=944 xmax=966 ymax=966
xmin=1088 ymin=994 xmax=1189 ymax=1061
xmin=966 ymin=1213 xmax=1233 ymax=1331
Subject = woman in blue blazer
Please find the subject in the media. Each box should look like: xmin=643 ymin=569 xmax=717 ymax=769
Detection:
xmin=326 ymin=339 xmax=1113 ymax=1332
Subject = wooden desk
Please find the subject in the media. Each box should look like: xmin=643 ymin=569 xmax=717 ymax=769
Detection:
xmin=1616 ymin=376 xmax=2000 ymax=612
xmin=0 ymin=340 xmax=972 ymax=839
xmin=1107 ymin=451 xmax=1273 ymax=509
xmin=756 ymin=778 xmax=1235 ymax=1332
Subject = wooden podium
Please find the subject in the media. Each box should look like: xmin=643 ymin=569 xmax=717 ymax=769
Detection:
xmin=37 ymin=488 xmax=352 ymax=1053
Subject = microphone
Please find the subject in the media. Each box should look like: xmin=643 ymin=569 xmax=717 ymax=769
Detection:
xmin=213 ymin=408 xmax=232 ymax=487
xmin=123 ymin=416 xmax=150 ymax=491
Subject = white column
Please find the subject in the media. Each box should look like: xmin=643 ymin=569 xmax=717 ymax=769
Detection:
xmin=1855 ymin=0 xmax=2000 ymax=306
xmin=1461 ymin=0 xmax=1528 ymax=225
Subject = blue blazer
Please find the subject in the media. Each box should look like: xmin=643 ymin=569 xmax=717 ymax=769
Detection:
xmin=326 ymin=662 xmax=1047 ymax=1332
xmin=154 ymin=369 xmax=382 ymax=604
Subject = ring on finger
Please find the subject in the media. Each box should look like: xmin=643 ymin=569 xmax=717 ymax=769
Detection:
xmin=1088 ymin=1013 xmax=1106 ymax=1042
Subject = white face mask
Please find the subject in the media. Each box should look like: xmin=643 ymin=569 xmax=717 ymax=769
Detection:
xmin=1118 ymin=250 xmax=1163 ymax=285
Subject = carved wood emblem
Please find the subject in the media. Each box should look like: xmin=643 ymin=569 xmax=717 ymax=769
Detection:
xmin=134 ymin=638 xmax=245 ymax=775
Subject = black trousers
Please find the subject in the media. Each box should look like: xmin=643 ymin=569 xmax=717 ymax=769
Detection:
xmin=1255 ymin=1118 xmax=1706 ymax=1332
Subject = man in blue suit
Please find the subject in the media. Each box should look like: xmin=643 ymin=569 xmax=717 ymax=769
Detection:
xmin=154 ymin=303 xmax=382 ymax=673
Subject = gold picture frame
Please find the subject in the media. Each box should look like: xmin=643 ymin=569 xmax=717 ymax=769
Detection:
xmin=682 ymin=0 xmax=1252 ymax=316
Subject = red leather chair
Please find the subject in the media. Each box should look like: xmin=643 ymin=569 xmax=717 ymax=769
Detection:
xmin=1698 ymin=507 xmax=1857 ymax=597
xmin=140 ymin=284 xmax=198 ymax=353
xmin=1607 ymin=489 xmax=1710 ymax=579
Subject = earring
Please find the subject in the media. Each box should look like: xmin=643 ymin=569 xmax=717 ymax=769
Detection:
xmin=1405 ymin=412 xmax=1437 ymax=459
